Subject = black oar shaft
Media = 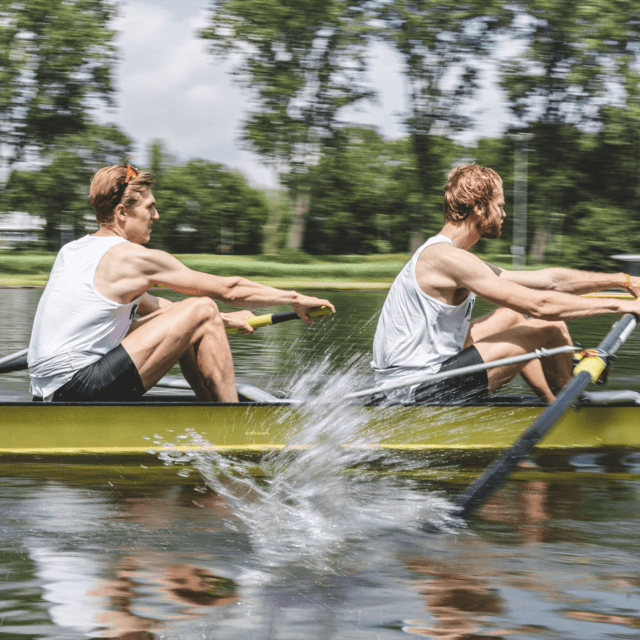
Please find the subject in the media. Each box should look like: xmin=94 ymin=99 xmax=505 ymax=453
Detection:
xmin=269 ymin=306 xmax=332 ymax=325
xmin=455 ymin=370 xmax=591 ymax=519
xmin=226 ymin=305 xmax=332 ymax=333
xmin=454 ymin=313 xmax=637 ymax=520
xmin=0 ymin=348 xmax=28 ymax=374
xmin=269 ymin=311 xmax=299 ymax=325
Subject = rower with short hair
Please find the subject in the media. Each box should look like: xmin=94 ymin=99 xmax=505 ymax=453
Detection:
xmin=372 ymin=163 xmax=640 ymax=404
xmin=28 ymin=160 xmax=335 ymax=402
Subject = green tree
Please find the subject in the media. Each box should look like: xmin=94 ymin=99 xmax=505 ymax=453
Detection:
xmin=304 ymin=127 xmax=460 ymax=253
xmin=501 ymin=0 xmax=640 ymax=128
xmin=201 ymin=0 xmax=377 ymax=245
xmin=497 ymin=0 xmax=640 ymax=265
xmin=375 ymin=0 xmax=506 ymax=232
xmin=150 ymin=159 xmax=268 ymax=255
xmin=1 ymin=124 xmax=133 ymax=249
xmin=0 ymin=0 xmax=117 ymax=166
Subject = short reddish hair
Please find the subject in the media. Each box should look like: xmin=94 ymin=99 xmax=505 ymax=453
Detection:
xmin=443 ymin=164 xmax=502 ymax=222
xmin=90 ymin=161 xmax=155 ymax=224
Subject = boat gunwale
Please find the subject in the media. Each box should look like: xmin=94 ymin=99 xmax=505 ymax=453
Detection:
xmin=1 ymin=396 xmax=639 ymax=409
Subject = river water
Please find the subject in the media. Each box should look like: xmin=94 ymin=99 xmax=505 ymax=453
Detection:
xmin=2 ymin=288 xmax=640 ymax=639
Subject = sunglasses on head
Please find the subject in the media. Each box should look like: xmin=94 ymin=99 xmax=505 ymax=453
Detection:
xmin=114 ymin=165 xmax=139 ymax=205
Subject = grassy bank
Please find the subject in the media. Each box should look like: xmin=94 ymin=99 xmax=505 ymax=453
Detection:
xmin=0 ymin=251 xmax=548 ymax=290
xmin=0 ymin=252 xmax=410 ymax=290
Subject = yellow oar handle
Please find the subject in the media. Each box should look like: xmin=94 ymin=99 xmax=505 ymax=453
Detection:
xmin=225 ymin=305 xmax=332 ymax=334
xmin=582 ymin=292 xmax=636 ymax=299
xmin=572 ymin=349 xmax=608 ymax=384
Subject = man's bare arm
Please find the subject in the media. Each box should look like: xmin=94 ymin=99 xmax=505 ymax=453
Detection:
xmin=132 ymin=248 xmax=335 ymax=324
xmin=498 ymin=266 xmax=632 ymax=295
xmin=447 ymin=250 xmax=640 ymax=321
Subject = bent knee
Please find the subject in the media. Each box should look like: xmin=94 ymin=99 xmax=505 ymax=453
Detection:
xmin=541 ymin=320 xmax=572 ymax=345
xmin=180 ymin=296 xmax=220 ymax=323
xmin=497 ymin=308 xmax=527 ymax=326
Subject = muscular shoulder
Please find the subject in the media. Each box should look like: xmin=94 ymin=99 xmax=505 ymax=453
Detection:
xmin=416 ymin=242 xmax=482 ymax=278
xmin=104 ymin=243 xmax=178 ymax=275
xmin=96 ymin=243 xmax=184 ymax=302
xmin=415 ymin=244 xmax=491 ymax=302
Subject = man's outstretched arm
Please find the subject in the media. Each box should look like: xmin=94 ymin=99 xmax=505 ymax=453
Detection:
xmin=494 ymin=265 xmax=636 ymax=296
xmin=445 ymin=250 xmax=640 ymax=321
xmin=130 ymin=247 xmax=335 ymax=324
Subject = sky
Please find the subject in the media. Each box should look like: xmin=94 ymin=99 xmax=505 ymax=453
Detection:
xmin=97 ymin=0 xmax=511 ymax=189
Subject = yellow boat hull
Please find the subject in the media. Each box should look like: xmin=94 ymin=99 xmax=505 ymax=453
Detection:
xmin=1 ymin=399 xmax=638 ymax=458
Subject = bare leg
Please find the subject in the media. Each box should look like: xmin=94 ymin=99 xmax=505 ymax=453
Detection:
xmin=468 ymin=308 xmax=573 ymax=402
xmin=121 ymin=297 xmax=238 ymax=402
xmin=469 ymin=309 xmax=551 ymax=397
xmin=179 ymin=345 xmax=213 ymax=402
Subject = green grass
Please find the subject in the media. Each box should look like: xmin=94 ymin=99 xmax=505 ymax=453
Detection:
xmin=178 ymin=254 xmax=407 ymax=280
xmin=0 ymin=252 xmax=409 ymax=289
xmin=0 ymin=252 xmax=57 ymax=274
xmin=0 ymin=250 xmax=555 ymax=289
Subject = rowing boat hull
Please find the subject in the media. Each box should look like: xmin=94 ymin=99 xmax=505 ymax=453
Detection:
xmin=1 ymin=398 xmax=638 ymax=457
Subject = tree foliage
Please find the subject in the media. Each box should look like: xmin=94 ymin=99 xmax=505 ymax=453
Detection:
xmin=202 ymin=0 xmax=376 ymax=176
xmin=0 ymin=0 xmax=117 ymax=164
xmin=149 ymin=159 xmax=269 ymax=255
xmin=494 ymin=1 xmax=640 ymax=266
xmin=304 ymin=127 xmax=460 ymax=254
xmin=3 ymin=138 xmax=269 ymax=255
xmin=501 ymin=0 xmax=640 ymax=128
xmin=4 ymin=0 xmax=640 ymax=263
xmin=1 ymin=124 xmax=133 ymax=250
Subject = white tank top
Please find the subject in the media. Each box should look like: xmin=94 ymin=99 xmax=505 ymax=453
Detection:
xmin=28 ymin=235 xmax=142 ymax=398
xmin=371 ymin=234 xmax=475 ymax=402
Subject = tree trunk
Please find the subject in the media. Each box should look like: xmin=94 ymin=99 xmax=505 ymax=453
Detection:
xmin=287 ymin=190 xmax=309 ymax=250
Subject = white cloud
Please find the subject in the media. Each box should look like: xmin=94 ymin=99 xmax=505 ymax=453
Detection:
xmin=96 ymin=0 xmax=278 ymax=187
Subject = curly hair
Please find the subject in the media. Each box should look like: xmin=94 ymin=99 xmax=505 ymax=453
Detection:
xmin=443 ymin=164 xmax=502 ymax=223
xmin=90 ymin=159 xmax=156 ymax=224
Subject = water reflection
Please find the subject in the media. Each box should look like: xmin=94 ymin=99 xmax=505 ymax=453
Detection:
xmin=403 ymin=558 xmax=505 ymax=638
xmin=2 ymin=466 xmax=640 ymax=638
xmin=2 ymin=478 xmax=240 ymax=638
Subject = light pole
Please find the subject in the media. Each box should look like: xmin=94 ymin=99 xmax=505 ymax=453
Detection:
xmin=511 ymin=133 xmax=532 ymax=268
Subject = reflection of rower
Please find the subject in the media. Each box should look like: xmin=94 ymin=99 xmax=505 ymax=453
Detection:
xmin=93 ymin=558 xmax=237 ymax=636
xmin=21 ymin=481 xmax=239 ymax=638
xmin=22 ymin=484 xmax=114 ymax=637
xmin=404 ymin=558 xmax=504 ymax=638
xmin=476 ymin=479 xmax=550 ymax=545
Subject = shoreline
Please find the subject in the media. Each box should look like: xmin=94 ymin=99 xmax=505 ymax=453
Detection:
xmin=0 ymin=276 xmax=393 ymax=291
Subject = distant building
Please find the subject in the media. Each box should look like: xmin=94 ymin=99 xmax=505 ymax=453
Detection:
xmin=0 ymin=212 xmax=45 ymax=249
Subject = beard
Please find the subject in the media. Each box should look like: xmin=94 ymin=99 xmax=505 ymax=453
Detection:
xmin=476 ymin=216 xmax=502 ymax=239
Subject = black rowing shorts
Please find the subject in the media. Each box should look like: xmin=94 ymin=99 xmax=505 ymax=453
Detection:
xmin=34 ymin=345 xmax=145 ymax=402
xmin=413 ymin=345 xmax=488 ymax=405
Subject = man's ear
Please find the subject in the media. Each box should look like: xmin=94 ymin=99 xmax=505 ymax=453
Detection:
xmin=472 ymin=203 xmax=485 ymax=218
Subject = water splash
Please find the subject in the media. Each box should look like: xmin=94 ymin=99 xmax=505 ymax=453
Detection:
xmin=156 ymin=356 xmax=458 ymax=581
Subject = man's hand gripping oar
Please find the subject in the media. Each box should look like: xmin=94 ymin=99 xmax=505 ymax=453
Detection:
xmin=225 ymin=306 xmax=333 ymax=334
